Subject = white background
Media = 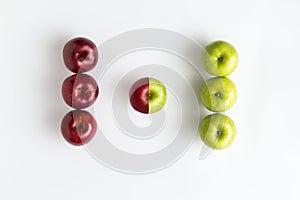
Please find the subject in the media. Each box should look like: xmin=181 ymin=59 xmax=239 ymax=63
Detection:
xmin=1 ymin=0 xmax=299 ymax=199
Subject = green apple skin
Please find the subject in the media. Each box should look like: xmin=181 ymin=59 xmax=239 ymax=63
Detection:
xmin=200 ymin=113 xmax=236 ymax=150
xmin=149 ymin=78 xmax=167 ymax=113
xmin=200 ymin=77 xmax=237 ymax=112
xmin=202 ymin=40 xmax=238 ymax=76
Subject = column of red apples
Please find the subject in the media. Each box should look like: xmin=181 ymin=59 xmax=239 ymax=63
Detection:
xmin=60 ymin=37 xmax=99 ymax=146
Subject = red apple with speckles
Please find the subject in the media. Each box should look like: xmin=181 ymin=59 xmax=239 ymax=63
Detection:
xmin=63 ymin=37 xmax=98 ymax=73
xmin=61 ymin=74 xmax=99 ymax=109
xmin=61 ymin=110 xmax=97 ymax=146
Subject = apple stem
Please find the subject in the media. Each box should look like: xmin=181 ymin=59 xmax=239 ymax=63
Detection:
xmin=218 ymin=57 xmax=223 ymax=62
xmin=217 ymin=130 xmax=222 ymax=136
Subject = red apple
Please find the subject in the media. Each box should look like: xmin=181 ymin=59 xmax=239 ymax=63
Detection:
xmin=63 ymin=37 xmax=98 ymax=73
xmin=129 ymin=77 xmax=167 ymax=114
xmin=61 ymin=110 xmax=97 ymax=146
xmin=61 ymin=74 xmax=99 ymax=109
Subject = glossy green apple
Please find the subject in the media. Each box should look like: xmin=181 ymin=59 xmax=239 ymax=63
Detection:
xmin=200 ymin=113 xmax=236 ymax=150
xmin=200 ymin=77 xmax=237 ymax=112
xmin=202 ymin=40 xmax=238 ymax=76
xmin=148 ymin=78 xmax=167 ymax=113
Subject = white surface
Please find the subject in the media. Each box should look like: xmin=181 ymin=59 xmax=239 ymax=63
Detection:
xmin=94 ymin=50 xmax=190 ymax=154
xmin=1 ymin=0 xmax=299 ymax=199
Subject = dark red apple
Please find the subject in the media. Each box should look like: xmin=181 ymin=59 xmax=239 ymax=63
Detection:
xmin=129 ymin=78 xmax=149 ymax=114
xmin=63 ymin=37 xmax=98 ymax=73
xmin=61 ymin=110 xmax=97 ymax=146
xmin=129 ymin=77 xmax=167 ymax=114
xmin=61 ymin=74 xmax=99 ymax=109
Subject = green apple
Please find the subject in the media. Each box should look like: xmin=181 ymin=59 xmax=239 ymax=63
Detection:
xmin=200 ymin=113 xmax=236 ymax=150
xmin=202 ymin=40 xmax=238 ymax=76
xmin=200 ymin=77 xmax=237 ymax=112
xmin=148 ymin=78 xmax=167 ymax=113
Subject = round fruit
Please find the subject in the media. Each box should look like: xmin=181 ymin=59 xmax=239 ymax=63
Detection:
xmin=129 ymin=77 xmax=167 ymax=114
xmin=200 ymin=77 xmax=237 ymax=112
xmin=61 ymin=74 xmax=99 ymax=109
xmin=63 ymin=37 xmax=98 ymax=73
xmin=202 ymin=40 xmax=238 ymax=76
xmin=199 ymin=113 xmax=236 ymax=150
xmin=61 ymin=110 xmax=97 ymax=146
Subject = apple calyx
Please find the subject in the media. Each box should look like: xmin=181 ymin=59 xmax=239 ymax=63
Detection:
xmin=214 ymin=92 xmax=222 ymax=98
xmin=76 ymin=51 xmax=88 ymax=61
xmin=217 ymin=130 xmax=223 ymax=136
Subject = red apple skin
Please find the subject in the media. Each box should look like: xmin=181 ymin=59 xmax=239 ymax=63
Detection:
xmin=61 ymin=74 xmax=99 ymax=109
xmin=63 ymin=37 xmax=98 ymax=73
xmin=61 ymin=110 xmax=97 ymax=146
xmin=129 ymin=77 xmax=149 ymax=114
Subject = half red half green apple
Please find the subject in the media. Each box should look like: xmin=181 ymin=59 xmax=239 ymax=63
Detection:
xmin=129 ymin=77 xmax=167 ymax=114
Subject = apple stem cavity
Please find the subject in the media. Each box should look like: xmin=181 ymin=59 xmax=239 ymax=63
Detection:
xmin=215 ymin=92 xmax=221 ymax=98
xmin=217 ymin=130 xmax=222 ymax=137
xmin=77 ymin=52 xmax=87 ymax=61
xmin=217 ymin=57 xmax=223 ymax=62
xmin=76 ymin=123 xmax=85 ymax=132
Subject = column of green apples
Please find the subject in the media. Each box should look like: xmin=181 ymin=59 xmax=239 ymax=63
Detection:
xmin=199 ymin=41 xmax=238 ymax=150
